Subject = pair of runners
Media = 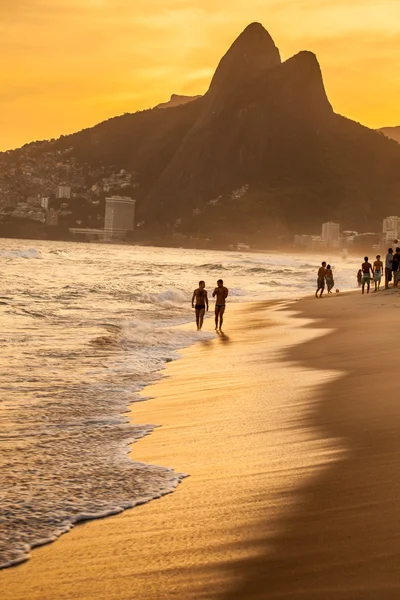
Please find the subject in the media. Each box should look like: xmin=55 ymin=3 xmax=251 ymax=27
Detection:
xmin=191 ymin=279 xmax=228 ymax=331
xmin=360 ymin=255 xmax=384 ymax=294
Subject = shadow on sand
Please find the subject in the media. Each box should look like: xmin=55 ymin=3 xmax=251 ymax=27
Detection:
xmin=216 ymin=298 xmax=400 ymax=599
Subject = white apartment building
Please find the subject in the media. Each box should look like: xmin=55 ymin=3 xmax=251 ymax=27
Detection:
xmin=56 ymin=185 xmax=71 ymax=199
xmin=321 ymin=222 xmax=340 ymax=246
xmin=382 ymin=216 xmax=400 ymax=244
xmin=104 ymin=196 xmax=135 ymax=239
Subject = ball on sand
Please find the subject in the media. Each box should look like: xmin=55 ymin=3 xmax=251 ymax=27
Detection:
xmin=336 ymin=289 xmax=340 ymax=294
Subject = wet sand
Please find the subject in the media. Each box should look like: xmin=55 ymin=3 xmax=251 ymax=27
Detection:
xmin=2 ymin=291 xmax=400 ymax=599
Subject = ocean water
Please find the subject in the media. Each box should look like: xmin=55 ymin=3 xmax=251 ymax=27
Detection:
xmin=0 ymin=239 xmax=360 ymax=568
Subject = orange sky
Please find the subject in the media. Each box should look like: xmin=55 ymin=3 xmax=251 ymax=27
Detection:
xmin=1 ymin=0 xmax=400 ymax=151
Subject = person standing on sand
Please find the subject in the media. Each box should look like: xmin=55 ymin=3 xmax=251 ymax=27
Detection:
xmin=357 ymin=269 xmax=362 ymax=287
xmin=361 ymin=257 xmax=373 ymax=295
xmin=393 ymin=247 xmax=400 ymax=288
xmin=385 ymin=248 xmax=393 ymax=289
xmin=373 ymin=255 xmax=383 ymax=292
xmin=191 ymin=281 xmax=208 ymax=331
xmin=315 ymin=262 xmax=327 ymax=298
xmin=326 ymin=264 xmax=334 ymax=294
xmin=213 ymin=279 xmax=228 ymax=330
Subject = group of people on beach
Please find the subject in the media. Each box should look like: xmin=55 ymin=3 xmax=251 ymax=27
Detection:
xmin=357 ymin=248 xmax=400 ymax=294
xmin=191 ymin=279 xmax=228 ymax=331
xmin=316 ymin=247 xmax=400 ymax=298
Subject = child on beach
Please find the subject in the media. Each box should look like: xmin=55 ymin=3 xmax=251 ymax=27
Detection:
xmin=373 ymin=255 xmax=383 ymax=292
xmin=361 ymin=257 xmax=373 ymax=295
xmin=357 ymin=269 xmax=362 ymax=287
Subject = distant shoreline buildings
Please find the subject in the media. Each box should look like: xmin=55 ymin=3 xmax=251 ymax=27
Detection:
xmin=69 ymin=195 xmax=136 ymax=241
xmin=294 ymin=217 xmax=400 ymax=251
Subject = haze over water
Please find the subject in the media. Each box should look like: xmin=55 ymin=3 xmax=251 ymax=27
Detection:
xmin=0 ymin=240 xmax=359 ymax=568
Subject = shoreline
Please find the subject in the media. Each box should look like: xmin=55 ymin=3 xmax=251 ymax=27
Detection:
xmin=1 ymin=299 xmax=342 ymax=598
xmin=3 ymin=289 xmax=400 ymax=598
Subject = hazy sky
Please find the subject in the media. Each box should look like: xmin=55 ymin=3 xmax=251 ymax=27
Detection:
xmin=1 ymin=0 xmax=400 ymax=151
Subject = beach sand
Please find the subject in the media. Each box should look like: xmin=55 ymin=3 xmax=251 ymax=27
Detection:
xmin=2 ymin=290 xmax=400 ymax=599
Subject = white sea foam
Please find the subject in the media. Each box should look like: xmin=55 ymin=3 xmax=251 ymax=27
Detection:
xmin=0 ymin=247 xmax=43 ymax=259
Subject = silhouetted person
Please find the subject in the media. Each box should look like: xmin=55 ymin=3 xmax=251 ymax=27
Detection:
xmin=326 ymin=264 xmax=334 ymax=294
xmin=213 ymin=279 xmax=228 ymax=331
xmin=373 ymin=255 xmax=383 ymax=292
xmin=315 ymin=262 xmax=327 ymax=298
xmin=361 ymin=257 xmax=373 ymax=294
xmin=192 ymin=281 xmax=208 ymax=330
xmin=385 ymin=248 xmax=393 ymax=289
xmin=393 ymin=247 xmax=400 ymax=288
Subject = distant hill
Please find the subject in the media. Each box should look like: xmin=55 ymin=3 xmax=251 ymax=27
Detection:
xmin=378 ymin=126 xmax=400 ymax=144
xmin=155 ymin=94 xmax=202 ymax=109
xmin=2 ymin=22 xmax=400 ymax=242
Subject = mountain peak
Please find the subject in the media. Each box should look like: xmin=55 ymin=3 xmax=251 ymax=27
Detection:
xmin=208 ymin=23 xmax=281 ymax=95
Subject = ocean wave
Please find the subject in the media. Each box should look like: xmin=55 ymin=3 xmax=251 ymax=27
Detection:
xmin=229 ymin=287 xmax=251 ymax=296
xmin=247 ymin=267 xmax=269 ymax=273
xmin=199 ymin=263 xmax=227 ymax=270
xmin=259 ymin=280 xmax=281 ymax=286
xmin=0 ymin=248 xmax=43 ymax=259
xmin=48 ymin=249 xmax=72 ymax=258
xmin=134 ymin=288 xmax=189 ymax=307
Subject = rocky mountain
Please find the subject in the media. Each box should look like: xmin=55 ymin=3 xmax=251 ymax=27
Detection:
xmin=378 ymin=126 xmax=400 ymax=144
xmin=2 ymin=22 xmax=400 ymax=242
xmin=155 ymin=94 xmax=202 ymax=109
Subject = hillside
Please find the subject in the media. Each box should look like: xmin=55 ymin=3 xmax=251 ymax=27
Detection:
xmin=378 ymin=126 xmax=400 ymax=144
xmin=155 ymin=94 xmax=202 ymax=109
xmin=1 ymin=22 xmax=400 ymax=242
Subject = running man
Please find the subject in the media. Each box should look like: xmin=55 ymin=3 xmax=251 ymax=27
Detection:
xmin=373 ymin=255 xmax=383 ymax=292
xmin=191 ymin=281 xmax=208 ymax=330
xmin=212 ymin=279 xmax=228 ymax=330
xmin=315 ymin=262 xmax=327 ymax=298
xmin=361 ymin=257 xmax=373 ymax=295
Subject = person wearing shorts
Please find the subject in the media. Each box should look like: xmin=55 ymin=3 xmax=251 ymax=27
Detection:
xmin=393 ymin=247 xmax=400 ymax=288
xmin=361 ymin=257 xmax=373 ymax=295
xmin=326 ymin=264 xmax=334 ymax=294
xmin=385 ymin=248 xmax=393 ymax=289
xmin=373 ymin=255 xmax=383 ymax=292
xmin=191 ymin=281 xmax=208 ymax=330
xmin=212 ymin=279 xmax=229 ymax=330
xmin=315 ymin=262 xmax=327 ymax=298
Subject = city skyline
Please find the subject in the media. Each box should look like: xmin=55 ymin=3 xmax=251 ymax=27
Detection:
xmin=1 ymin=0 xmax=400 ymax=152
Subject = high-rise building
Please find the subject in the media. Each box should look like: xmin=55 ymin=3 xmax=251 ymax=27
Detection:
xmin=56 ymin=185 xmax=71 ymax=199
xmin=104 ymin=196 xmax=135 ymax=238
xmin=321 ymin=222 xmax=340 ymax=246
xmin=382 ymin=216 xmax=400 ymax=244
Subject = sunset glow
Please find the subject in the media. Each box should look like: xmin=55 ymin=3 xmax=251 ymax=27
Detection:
xmin=1 ymin=0 xmax=400 ymax=151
